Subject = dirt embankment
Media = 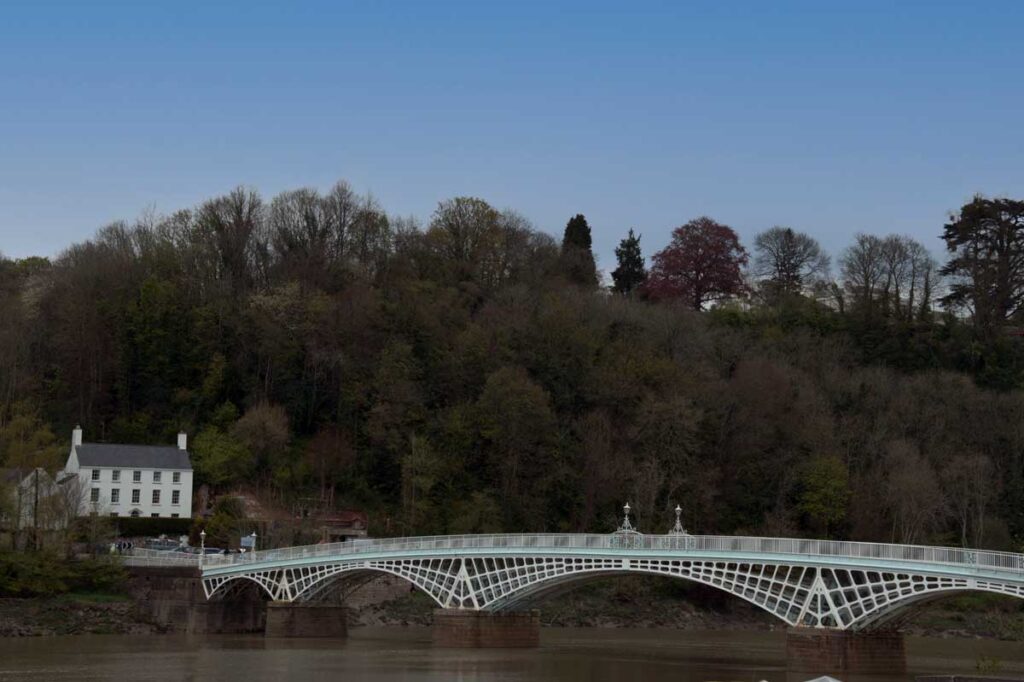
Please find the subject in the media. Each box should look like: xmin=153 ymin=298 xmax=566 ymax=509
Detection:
xmin=361 ymin=576 xmax=1024 ymax=641
xmin=0 ymin=597 xmax=162 ymax=637
xmin=1 ymin=575 xmax=1021 ymax=640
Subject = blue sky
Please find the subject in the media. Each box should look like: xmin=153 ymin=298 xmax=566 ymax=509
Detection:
xmin=1 ymin=1 xmax=1022 ymax=274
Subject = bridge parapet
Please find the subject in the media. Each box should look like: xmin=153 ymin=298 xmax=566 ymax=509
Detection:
xmin=125 ymin=533 xmax=1024 ymax=632
xmin=200 ymin=533 xmax=1024 ymax=576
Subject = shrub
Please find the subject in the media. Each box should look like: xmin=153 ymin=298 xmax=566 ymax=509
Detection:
xmin=0 ymin=551 xmax=126 ymax=597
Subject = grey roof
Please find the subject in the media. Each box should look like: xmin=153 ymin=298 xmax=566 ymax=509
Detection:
xmin=75 ymin=444 xmax=192 ymax=470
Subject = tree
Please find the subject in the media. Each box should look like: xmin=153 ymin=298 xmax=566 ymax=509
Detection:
xmin=840 ymin=233 xmax=938 ymax=324
xmin=644 ymin=217 xmax=748 ymax=310
xmin=476 ymin=366 xmax=556 ymax=521
xmin=611 ymin=229 xmax=646 ymax=295
xmin=425 ymin=198 xmax=544 ymax=288
xmin=0 ymin=404 xmax=62 ymax=471
xmin=400 ymin=434 xmax=443 ymax=534
xmin=231 ymin=402 xmax=290 ymax=488
xmin=942 ymin=454 xmax=996 ymax=548
xmin=192 ymin=405 xmax=254 ymax=489
xmin=798 ymin=455 xmax=849 ymax=538
xmin=880 ymin=441 xmax=945 ymax=545
xmin=941 ymin=196 xmax=1024 ymax=332
xmin=839 ymin=234 xmax=887 ymax=320
xmin=303 ymin=425 xmax=356 ymax=506
xmin=884 ymin=236 xmax=938 ymax=322
xmin=194 ymin=187 xmax=265 ymax=294
xmin=204 ymin=495 xmax=250 ymax=549
xmin=752 ymin=226 xmax=829 ymax=300
xmin=560 ymin=214 xmax=598 ymax=287
xmin=0 ymin=478 xmax=14 ymax=540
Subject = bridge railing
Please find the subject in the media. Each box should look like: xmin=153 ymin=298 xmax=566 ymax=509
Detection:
xmin=200 ymin=533 xmax=1024 ymax=575
xmin=122 ymin=548 xmax=201 ymax=566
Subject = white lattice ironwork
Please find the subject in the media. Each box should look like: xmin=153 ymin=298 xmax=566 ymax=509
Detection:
xmin=201 ymin=548 xmax=1024 ymax=631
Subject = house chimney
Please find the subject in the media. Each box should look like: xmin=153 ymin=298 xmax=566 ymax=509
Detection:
xmin=72 ymin=425 xmax=83 ymax=447
xmin=177 ymin=432 xmax=187 ymax=450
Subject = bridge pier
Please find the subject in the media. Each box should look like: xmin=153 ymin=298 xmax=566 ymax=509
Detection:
xmin=265 ymin=602 xmax=348 ymax=638
xmin=786 ymin=628 xmax=905 ymax=675
xmin=432 ymin=609 xmax=540 ymax=647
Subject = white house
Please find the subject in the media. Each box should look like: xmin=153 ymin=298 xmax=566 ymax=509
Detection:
xmin=62 ymin=426 xmax=194 ymax=519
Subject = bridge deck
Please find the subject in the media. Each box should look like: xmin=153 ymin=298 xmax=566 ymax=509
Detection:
xmin=127 ymin=533 xmax=1024 ymax=631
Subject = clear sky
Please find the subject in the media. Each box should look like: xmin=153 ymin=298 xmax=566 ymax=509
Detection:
xmin=1 ymin=1 xmax=1022 ymax=274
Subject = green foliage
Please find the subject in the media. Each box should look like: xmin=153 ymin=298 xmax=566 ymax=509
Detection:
xmin=799 ymin=455 xmax=850 ymax=537
xmin=204 ymin=495 xmax=253 ymax=548
xmin=6 ymin=183 xmax=1024 ymax=549
xmin=192 ymin=422 xmax=253 ymax=487
xmin=476 ymin=366 xmax=556 ymax=525
xmin=0 ymin=551 xmax=126 ymax=598
xmin=611 ymin=229 xmax=646 ymax=295
xmin=0 ymin=402 xmax=62 ymax=469
xmin=560 ymin=214 xmax=598 ymax=287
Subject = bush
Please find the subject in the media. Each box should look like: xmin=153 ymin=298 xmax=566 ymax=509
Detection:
xmin=0 ymin=551 xmax=127 ymax=597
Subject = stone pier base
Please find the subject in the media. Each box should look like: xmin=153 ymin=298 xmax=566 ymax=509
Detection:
xmin=786 ymin=628 xmax=906 ymax=675
xmin=127 ymin=566 xmax=264 ymax=634
xmin=264 ymin=602 xmax=348 ymax=638
xmin=432 ymin=609 xmax=540 ymax=648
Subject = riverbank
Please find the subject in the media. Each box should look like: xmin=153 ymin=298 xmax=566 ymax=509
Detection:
xmin=360 ymin=576 xmax=1024 ymax=641
xmin=0 ymin=595 xmax=161 ymax=636
xmin=1 ymin=575 xmax=1022 ymax=640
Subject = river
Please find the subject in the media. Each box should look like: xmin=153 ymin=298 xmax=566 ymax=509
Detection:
xmin=0 ymin=628 xmax=1020 ymax=681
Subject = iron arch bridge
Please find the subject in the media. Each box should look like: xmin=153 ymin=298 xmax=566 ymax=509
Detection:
xmin=139 ymin=533 xmax=1024 ymax=631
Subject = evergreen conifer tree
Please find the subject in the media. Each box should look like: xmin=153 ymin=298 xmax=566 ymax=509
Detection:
xmin=611 ymin=229 xmax=646 ymax=295
xmin=560 ymin=214 xmax=598 ymax=287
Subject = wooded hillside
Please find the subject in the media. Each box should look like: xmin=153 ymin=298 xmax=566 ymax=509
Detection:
xmin=2 ymin=184 xmax=1022 ymax=549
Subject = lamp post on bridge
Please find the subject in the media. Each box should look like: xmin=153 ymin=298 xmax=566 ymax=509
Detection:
xmin=199 ymin=529 xmax=206 ymax=567
xmin=618 ymin=502 xmax=637 ymax=533
xmin=669 ymin=504 xmax=688 ymax=536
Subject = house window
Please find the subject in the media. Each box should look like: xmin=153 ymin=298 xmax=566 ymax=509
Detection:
xmin=171 ymin=490 xmax=180 ymax=505
xmin=172 ymin=472 xmax=181 ymax=484
xmin=111 ymin=489 xmax=120 ymax=504
xmin=153 ymin=471 xmax=161 ymax=483
xmin=90 ymin=488 xmax=100 ymax=503
xmin=151 ymin=513 xmax=159 ymax=518
xmin=152 ymin=490 xmax=160 ymax=505
xmin=91 ymin=469 xmax=100 ymax=481
xmin=109 ymin=512 xmax=118 ymax=517
xmin=132 ymin=471 xmax=141 ymax=483
xmin=112 ymin=470 xmax=120 ymax=482
xmin=131 ymin=489 xmax=140 ymax=504
xmin=130 ymin=509 xmax=140 ymax=518
xmin=171 ymin=513 xmax=179 ymax=518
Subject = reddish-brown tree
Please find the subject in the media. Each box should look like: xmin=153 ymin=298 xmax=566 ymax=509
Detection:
xmin=644 ymin=217 xmax=748 ymax=309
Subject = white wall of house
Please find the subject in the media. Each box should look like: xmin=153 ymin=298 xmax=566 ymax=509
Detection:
xmin=71 ymin=466 xmax=194 ymax=518
xmin=63 ymin=428 xmax=194 ymax=519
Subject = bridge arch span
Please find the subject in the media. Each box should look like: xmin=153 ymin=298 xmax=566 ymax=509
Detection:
xmin=203 ymin=553 xmax=1024 ymax=630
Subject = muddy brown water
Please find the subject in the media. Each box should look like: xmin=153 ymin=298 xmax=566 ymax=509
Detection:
xmin=0 ymin=627 xmax=1020 ymax=681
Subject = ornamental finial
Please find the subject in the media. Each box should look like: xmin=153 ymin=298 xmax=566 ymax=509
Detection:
xmin=669 ymin=503 xmax=688 ymax=535
xmin=618 ymin=501 xmax=636 ymax=533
